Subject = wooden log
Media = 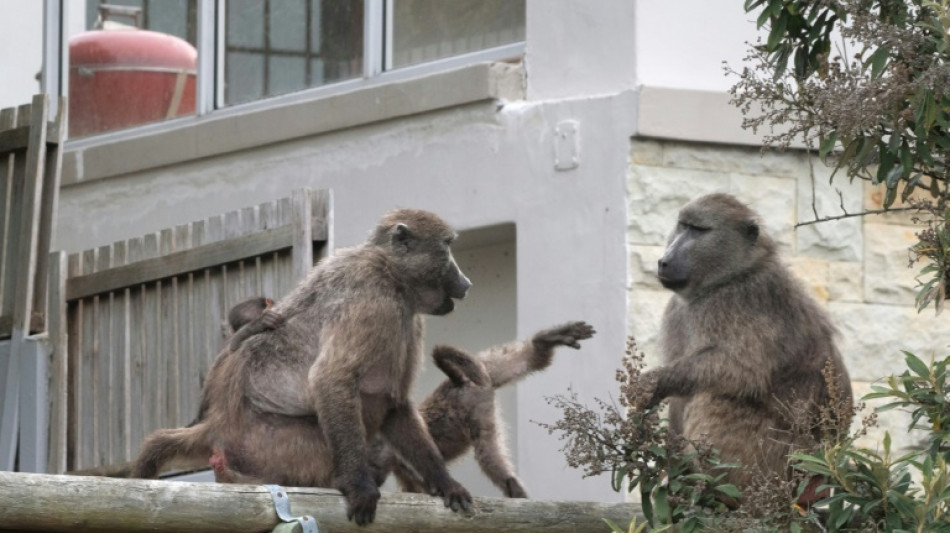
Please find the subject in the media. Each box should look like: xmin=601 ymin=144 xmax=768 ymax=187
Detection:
xmin=0 ymin=472 xmax=640 ymax=533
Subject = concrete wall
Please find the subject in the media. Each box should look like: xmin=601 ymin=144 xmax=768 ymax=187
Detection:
xmin=627 ymin=138 xmax=950 ymax=452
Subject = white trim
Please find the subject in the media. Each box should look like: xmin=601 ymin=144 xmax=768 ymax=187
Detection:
xmin=42 ymin=0 xmax=65 ymax=112
xmin=65 ymin=44 xmax=524 ymax=152
xmin=364 ymin=0 xmax=385 ymax=78
xmin=195 ymin=0 xmax=216 ymax=115
xmin=384 ymin=0 xmax=394 ymax=70
xmin=636 ymin=86 xmax=768 ymax=147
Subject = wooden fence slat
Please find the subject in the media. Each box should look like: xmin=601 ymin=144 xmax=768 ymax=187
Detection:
xmin=126 ymin=237 xmax=146 ymax=454
xmin=174 ymin=225 xmax=195 ymax=425
xmin=159 ymin=230 xmax=179 ymax=428
xmin=46 ymin=251 xmax=67 ymax=474
xmin=65 ymin=253 xmax=80 ymax=471
xmin=0 ymin=106 xmax=17 ymax=320
xmin=95 ymin=246 xmax=112 ymax=465
xmin=79 ymin=250 xmax=96 ymax=470
xmin=111 ymin=241 xmax=131 ymax=462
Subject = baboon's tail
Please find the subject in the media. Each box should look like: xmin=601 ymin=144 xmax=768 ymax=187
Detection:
xmin=131 ymin=425 xmax=211 ymax=478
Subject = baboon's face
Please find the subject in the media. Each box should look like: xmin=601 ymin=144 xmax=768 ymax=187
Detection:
xmin=383 ymin=210 xmax=472 ymax=316
xmin=658 ymin=194 xmax=760 ymax=299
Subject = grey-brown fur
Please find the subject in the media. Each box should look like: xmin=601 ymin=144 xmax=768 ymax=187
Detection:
xmin=645 ymin=193 xmax=853 ymax=495
xmin=131 ymin=209 xmax=474 ymax=526
xmin=227 ymin=297 xmax=283 ymax=351
xmin=371 ymin=321 xmax=595 ymax=498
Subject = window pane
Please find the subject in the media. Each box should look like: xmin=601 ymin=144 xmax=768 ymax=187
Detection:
xmin=391 ymin=0 xmax=525 ymax=69
xmin=0 ymin=2 xmax=43 ymax=110
xmin=68 ymin=1 xmax=198 ymax=139
xmin=223 ymin=0 xmax=362 ymax=106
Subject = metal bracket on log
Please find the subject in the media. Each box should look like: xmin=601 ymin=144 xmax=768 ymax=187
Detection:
xmin=266 ymin=485 xmax=319 ymax=533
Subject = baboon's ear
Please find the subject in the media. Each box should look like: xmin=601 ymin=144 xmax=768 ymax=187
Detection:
xmin=742 ymin=219 xmax=759 ymax=243
xmin=391 ymin=223 xmax=412 ymax=250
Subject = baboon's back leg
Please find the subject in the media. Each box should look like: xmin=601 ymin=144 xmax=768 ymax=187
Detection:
xmin=471 ymin=417 xmax=527 ymax=498
xmin=131 ymin=426 xmax=211 ymax=478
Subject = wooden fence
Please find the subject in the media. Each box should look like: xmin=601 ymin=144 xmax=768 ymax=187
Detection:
xmin=0 ymin=94 xmax=66 ymax=472
xmin=45 ymin=188 xmax=332 ymax=474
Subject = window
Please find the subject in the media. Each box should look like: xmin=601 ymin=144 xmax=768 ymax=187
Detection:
xmin=225 ymin=0 xmax=363 ymax=105
xmin=53 ymin=0 xmax=525 ymax=141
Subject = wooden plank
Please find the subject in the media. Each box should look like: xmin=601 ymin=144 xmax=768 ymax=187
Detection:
xmin=0 ymin=472 xmax=641 ymax=533
xmin=190 ymin=221 xmax=213 ymax=385
xmin=33 ymin=96 xmax=67 ymax=324
xmin=206 ymin=217 xmax=226 ymax=350
xmin=160 ymin=230 xmax=179 ymax=428
xmin=126 ymin=238 xmax=146 ymax=457
xmin=311 ymin=188 xmax=333 ymax=259
xmin=95 ymin=246 xmax=112 ymax=466
xmin=259 ymin=203 xmax=278 ymax=301
xmin=65 ymin=225 xmax=297 ymax=301
xmin=79 ymin=250 xmax=96 ymax=470
xmin=142 ymin=234 xmax=163 ymax=437
xmin=65 ymin=253 xmax=80 ymax=471
xmin=11 ymin=94 xmax=48 ymax=334
xmin=175 ymin=225 xmax=196 ymax=425
xmin=0 ymin=105 xmax=18 ymax=320
xmin=111 ymin=241 xmax=131 ymax=462
xmin=291 ymin=189 xmax=313 ymax=282
xmin=46 ymin=251 xmax=68 ymax=474
xmin=0 ymin=124 xmax=30 ymax=154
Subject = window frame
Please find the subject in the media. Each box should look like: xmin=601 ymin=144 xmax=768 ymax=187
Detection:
xmin=43 ymin=0 xmax=525 ymax=149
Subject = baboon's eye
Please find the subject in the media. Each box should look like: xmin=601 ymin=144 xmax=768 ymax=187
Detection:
xmin=679 ymin=221 xmax=710 ymax=233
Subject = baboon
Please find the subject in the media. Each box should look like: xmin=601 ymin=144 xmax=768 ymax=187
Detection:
xmin=643 ymin=193 xmax=853 ymax=499
xmin=132 ymin=209 xmax=474 ymax=526
xmin=370 ymin=321 xmax=595 ymax=498
xmin=186 ymin=297 xmax=283 ymax=429
xmin=226 ymin=296 xmax=283 ymax=351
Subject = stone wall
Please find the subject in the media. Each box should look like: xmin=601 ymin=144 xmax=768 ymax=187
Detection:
xmin=626 ymin=138 xmax=949 ymax=451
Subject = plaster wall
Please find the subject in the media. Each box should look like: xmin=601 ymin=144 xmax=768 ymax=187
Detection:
xmin=635 ymin=1 xmax=759 ymax=92
xmin=627 ymin=138 xmax=950 ymax=454
xmin=55 ymin=92 xmax=637 ymax=502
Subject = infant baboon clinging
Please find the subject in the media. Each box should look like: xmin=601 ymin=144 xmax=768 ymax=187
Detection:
xmin=371 ymin=321 xmax=595 ymax=498
xmin=226 ymin=296 xmax=283 ymax=351
xmin=644 ymin=193 xmax=853 ymax=499
xmin=132 ymin=209 xmax=474 ymax=526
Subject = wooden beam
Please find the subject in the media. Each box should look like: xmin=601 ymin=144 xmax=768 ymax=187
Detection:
xmin=0 ymin=472 xmax=639 ymax=533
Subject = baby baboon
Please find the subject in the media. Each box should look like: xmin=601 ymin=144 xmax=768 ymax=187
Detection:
xmin=644 ymin=193 xmax=853 ymax=497
xmin=132 ymin=209 xmax=474 ymax=526
xmin=226 ymin=296 xmax=283 ymax=351
xmin=372 ymin=321 xmax=595 ymax=498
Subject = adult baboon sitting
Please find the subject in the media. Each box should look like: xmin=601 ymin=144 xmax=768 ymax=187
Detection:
xmin=132 ymin=209 xmax=474 ymax=526
xmin=643 ymin=193 xmax=853 ymax=499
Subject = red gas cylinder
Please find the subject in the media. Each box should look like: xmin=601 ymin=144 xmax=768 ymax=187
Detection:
xmin=68 ymin=29 xmax=197 ymax=138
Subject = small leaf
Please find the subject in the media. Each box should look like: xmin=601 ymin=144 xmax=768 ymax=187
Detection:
xmin=603 ymin=518 xmax=624 ymax=533
xmin=904 ymin=351 xmax=930 ymax=378
xmin=867 ymin=46 xmax=890 ymax=78
xmin=767 ymin=12 xmax=789 ymax=51
xmin=715 ymin=484 xmax=743 ymax=499
xmin=819 ymin=132 xmax=837 ymax=158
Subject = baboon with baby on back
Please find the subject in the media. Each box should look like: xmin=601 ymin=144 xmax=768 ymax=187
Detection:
xmin=133 ymin=208 xmax=474 ymax=525
xmin=642 ymin=193 xmax=853 ymax=501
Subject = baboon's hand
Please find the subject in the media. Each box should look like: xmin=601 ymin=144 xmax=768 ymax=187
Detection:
xmin=339 ymin=473 xmax=381 ymax=526
xmin=533 ymin=321 xmax=596 ymax=350
xmin=636 ymin=369 xmax=663 ymax=411
xmin=260 ymin=309 xmax=284 ymax=329
xmin=431 ymin=478 xmax=473 ymax=514
xmin=503 ymin=477 xmax=528 ymax=498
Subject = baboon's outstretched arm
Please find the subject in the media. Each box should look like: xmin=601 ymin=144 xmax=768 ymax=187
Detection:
xmin=483 ymin=321 xmax=594 ymax=388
